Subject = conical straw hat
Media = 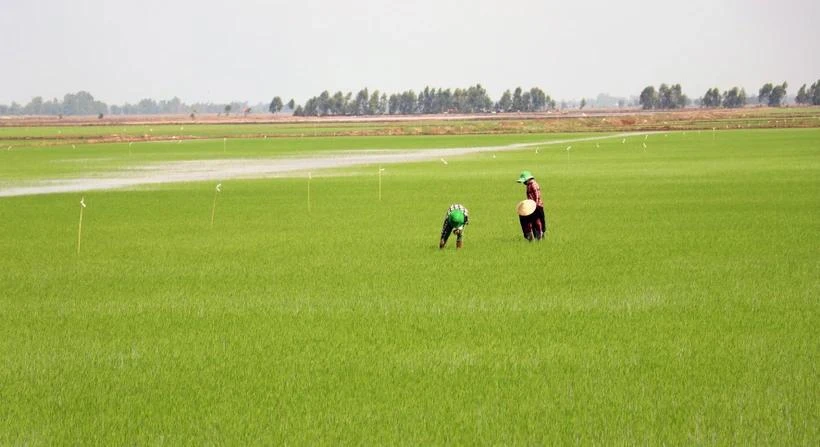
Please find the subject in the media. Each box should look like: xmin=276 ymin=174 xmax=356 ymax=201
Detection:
xmin=517 ymin=199 xmax=537 ymax=216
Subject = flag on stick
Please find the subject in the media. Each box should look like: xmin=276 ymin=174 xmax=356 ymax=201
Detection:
xmin=378 ymin=167 xmax=386 ymax=201
xmin=211 ymin=183 xmax=222 ymax=227
xmin=77 ymin=197 xmax=86 ymax=254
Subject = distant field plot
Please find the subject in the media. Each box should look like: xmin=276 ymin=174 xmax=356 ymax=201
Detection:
xmin=0 ymin=132 xmax=600 ymax=184
xmin=1 ymin=107 xmax=818 ymax=147
xmin=0 ymin=127 xmax=817 ymax=444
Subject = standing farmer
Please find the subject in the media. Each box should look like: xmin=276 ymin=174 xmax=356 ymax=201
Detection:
xmin=439 ymin=203 xmax=469 ymax=249
xmin=516 ymin=171 xmax=546 ymax=241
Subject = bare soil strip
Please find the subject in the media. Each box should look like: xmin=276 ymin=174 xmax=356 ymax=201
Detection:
xmin=0 ymin=133 xmax=647 ymax=197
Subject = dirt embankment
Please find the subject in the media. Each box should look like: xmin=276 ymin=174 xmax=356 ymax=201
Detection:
xmin=1 ymin=107 xmax=818 ymax=146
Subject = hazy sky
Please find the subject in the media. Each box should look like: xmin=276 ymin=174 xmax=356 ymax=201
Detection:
xmin=1 ymin=0 xmax=818 ymax=105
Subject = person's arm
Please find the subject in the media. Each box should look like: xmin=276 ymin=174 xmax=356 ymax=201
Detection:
xmin=528 ymin=182 xmax=542 ymax=204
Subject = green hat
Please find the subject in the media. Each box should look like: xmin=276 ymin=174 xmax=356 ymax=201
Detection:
xmin=517 ymin=171 xmax=534 ymax=183
xmin=449 ymin=210 xmax=465 ymax=227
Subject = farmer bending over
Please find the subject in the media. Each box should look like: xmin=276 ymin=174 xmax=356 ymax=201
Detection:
xmin=516 ymin=170 xmax=547 ymax=240
xmin=440 ymin=203 xmax=469 ymax=249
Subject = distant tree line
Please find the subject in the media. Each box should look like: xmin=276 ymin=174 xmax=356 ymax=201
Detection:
xmin=290 ymin=84 xmax=555 ymax=116
xmin=110 ymin=98 xmax=252 ymax=116
xmin=0 ymin=90 xmax=253 ymax=117
xmin=2 ymin=79 xmax=818 ymax=117
xmin=757 ymin=82 xmax=789 ymax=107
xmin=700 ymin=87 xmax=747 ymax=108
xmin=638 ymin=84 xmax=689 ymax=110
xmin=697 ymin=81 xmax=811 ymax=108
xmin=0 ymin=91 xmax=108 ymax=116
xmin=794 ymin=80 xmax=820 ymax=105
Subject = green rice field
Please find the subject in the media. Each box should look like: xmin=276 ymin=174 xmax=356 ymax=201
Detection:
xmin=0 ymin=125 xmax=817 ymax=444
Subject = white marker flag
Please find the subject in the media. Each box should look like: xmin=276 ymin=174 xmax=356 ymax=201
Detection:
xmin=211 ymin=184 xmax=222 ymax=227
xmin=77 ymin=197 xmax=86 ymax=254
xmin=378 ymin=167 xmax=386 ymax=201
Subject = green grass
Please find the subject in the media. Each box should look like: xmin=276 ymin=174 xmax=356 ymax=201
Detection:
xmin=0 ymin=128 xmax=817 ymax=444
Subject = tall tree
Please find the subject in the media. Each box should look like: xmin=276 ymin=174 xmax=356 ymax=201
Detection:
xmin=317 ymin=91 xmax=331 ymax=115
xmin=639 ymin=86 xmax=658 ymax=109
xmin=758 ymin=83 xmax=773 ymax=105
xmin=368 ymin=90 xmax=381 ymax=115
xmin=768 ymin=82 xmax=788 ymax=107
xmin=795 ymin=84 xmax=809 ymax=104
xmin=530 ymin=87 xmax=548 ymax=111
xmin=520 ymin=91 xmax=532 ymax=112
xmin=269 ymin=96 xmax=283 ymax=114
xmin=465 ymin=84 xmax=492 ymax=112
xmin=671 ymin=84 xmax=687 ymax=108
xmin=303 ymin=97 xmax=319 ymax=116
xmin=23 ymin=96 xmax=44 ymax=115
xmin=438 ymin=88 xmax=453 ymax=112
xmin=497 ymin=90 xmax=512 ymax=112
xmin=512 ymin=87 xmax=523 ymax=112
xmin=61 ymin=91 xmax=108 ymax=115
xmin=286 ymin=98 xmax=295 ymax=110
xmin=329 ymin=91 xmax=345 ymax=115
xmin=658 ymin=84 xmax=671 ymax=108
xmin=419 ymin=86 xmax=434 ymax=114
xmin=701 ymin=88 xmax=721 ymax=107
xmin=138 ymin=98 xmax=159 ymax=114
xmin=354 ymin=88 xmax=369 ymax=115
xmin=388 ymin=94 xmax=400 ymax=114
xmin=399 ymin=90 xmax=417 ymax=114
xmin=722 ymin=87 xmax=746 ymax=108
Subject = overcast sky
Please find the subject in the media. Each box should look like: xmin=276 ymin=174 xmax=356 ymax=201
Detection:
xmin=1 ymin=0 xmax=818 ymax=105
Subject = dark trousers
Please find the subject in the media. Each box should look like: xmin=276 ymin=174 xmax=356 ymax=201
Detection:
xmin=440 ymin=219 xmax=463 ymax=244
xmin=519 ymin=206 xmax=547 ymax=240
